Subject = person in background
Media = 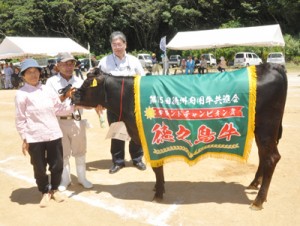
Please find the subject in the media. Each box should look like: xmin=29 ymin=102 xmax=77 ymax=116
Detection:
xmin=46 ymin=52 xmax=93 ymax=191
xmin=0 ymin=64 xmax=4 ymax=89
xmin=74 ymin=57 xmax=84 ymax=79
xmin=178 ymin=58 xmax=186 ymax=74
xmin=217 ymin=56 xmax=227 ymax=72
xmin=151 ymin=53 xmax=157 ymax=64
xmin=91 ymin=55 xmax=98 ymax=67
xmin=11 ymin=67 xmax=21 ymax=89
xmin=161 ymin=54 xmax=169 ymax=75
xmin=9 ymin=62 xmax=15 ymax=71
xmin=151 ymin=53 xmax=161 ymax=75
xmin=98 ymin=31 xmax=146 ymax=174
xmin=185 ymin=55 xmax=195 ymax=74
xmin=194 ymin=57 xmax=200 ymax=74
xmin=3 ymin=62 xmax=13 ymax=89
xmin=199 ymin=55 xmax=208 ymax=74
xmin=15 ymin=58 xmax=75 ymax=207
xmin=47 ymin=60 xmax=56 ymax=77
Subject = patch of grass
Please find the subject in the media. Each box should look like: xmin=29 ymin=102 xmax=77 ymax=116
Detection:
xmin=286 ymin=62 xmax=300 ymax=74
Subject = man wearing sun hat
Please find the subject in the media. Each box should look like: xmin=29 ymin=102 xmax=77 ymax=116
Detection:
xmin=46 ymin=52 xmax=93 ymax=191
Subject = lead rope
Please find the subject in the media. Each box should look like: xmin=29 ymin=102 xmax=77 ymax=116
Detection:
xmin=58 ymin=84 xmax=81 ymax=121
xmin=118 ymin=78 xmax=125 ymax=121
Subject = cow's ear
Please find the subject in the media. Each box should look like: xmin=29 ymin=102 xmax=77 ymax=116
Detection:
xmin=87 ymin=67 xmax=100 ymax=78
xmin=87 ymin=73 xmax=93 ymax=78
xmin=94 ymin=67 xmax=101 ymax=75
xmin=90 ymin=78 xmax=98 ymax=87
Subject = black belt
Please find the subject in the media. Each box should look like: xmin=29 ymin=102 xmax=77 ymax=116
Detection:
xmin=59 ymin=116 xmax=73 ymax=120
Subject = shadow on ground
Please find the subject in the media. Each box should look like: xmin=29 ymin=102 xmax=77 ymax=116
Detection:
xmin=10 ymin=187 xmax=40 ymax=205
xmin=67 ymin=180 xmax=252 ymax=206
xmin=84 ymin=159 xmax=253 ymax=206
xmin=10 ymin=159 xmax=253 ymax=207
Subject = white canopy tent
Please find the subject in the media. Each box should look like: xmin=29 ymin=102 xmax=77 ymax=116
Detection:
xmin=0 ymin=36 xmax=89 ymax=59
xmin=167 ymin=24 xmax=285 ymax=50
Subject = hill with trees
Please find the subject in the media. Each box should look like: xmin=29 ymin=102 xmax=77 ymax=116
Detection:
xmin=0 ymin=0 xmax=299 ymax=62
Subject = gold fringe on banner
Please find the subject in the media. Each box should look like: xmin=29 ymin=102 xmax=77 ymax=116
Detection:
xmin=242 ymin=65 xmax=257 ymax=162
xmin=134 ymin=76 xmax=153 ymax=165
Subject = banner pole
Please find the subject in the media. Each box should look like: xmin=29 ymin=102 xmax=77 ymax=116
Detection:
xmin=160 ymin=36 xmax=167 ymax=75
xmin=88 ymin=42 xmax=91 ymax=70
xmin=164 ymin=49 xmax=167 ymax=75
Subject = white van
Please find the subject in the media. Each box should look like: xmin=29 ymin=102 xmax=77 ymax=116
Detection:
xmin=267 ymin=52 xmax=285 ymax=66
xmin=234 ymin=52 xmax=262 ymax=67
xmin=137 ymin=53 xmax=153 ymax=68
xmin=169 ymin=55 xmax=181 ymax=67
xmin=202 ymin=53 xmax=217 ymax=66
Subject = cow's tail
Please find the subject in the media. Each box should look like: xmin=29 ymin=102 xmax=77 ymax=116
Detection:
xmin=275 ymin=69 xmax=286 ymax=145
xmin=274 ymin=64 xmax=287 ymax=145
xmin=277 ymin=121 xmax=283 ymax=144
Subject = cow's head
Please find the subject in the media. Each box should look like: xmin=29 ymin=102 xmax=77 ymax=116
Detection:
xmin=72 ymin=67 xmax=106 ymax=107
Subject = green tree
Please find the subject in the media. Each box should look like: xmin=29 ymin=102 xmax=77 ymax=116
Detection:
xmin=0 ymin=0 xmax=299 ymax=59
xmin=0 ymin=0 xmax=44 ymax=36
xmin=284 ymin=34 xmax=300 ymax=62
xmin=37 ymin=0 xmax=85 ymax=41
xmin=80 ymin=0 xmax=115 ymax=53
xmin=116 ymin=0 xmax=170 ymax=51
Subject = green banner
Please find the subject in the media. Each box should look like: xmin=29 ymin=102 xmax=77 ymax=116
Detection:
xmin=135 ymin=67 xmax=257 ymax=167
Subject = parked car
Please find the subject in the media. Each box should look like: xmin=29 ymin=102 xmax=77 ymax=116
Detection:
xmin=169 ymin=55 xmax=181 ymax=67
xmin=137 ymin=53 xmax=153 ymax=69
xmin=266 ymin=52 xmax=285 ymax=66
xmin=79 ymin=58 xmax=90 ymax=71
xmin=234 ymin=52 xmax=262 ymax=67
xmin=12 ymin=61 xmax=21 ymax=67
xmin=201 ymin=53 xmax=217 ymax=66
xmin=36 ymin=58 xmax=57 ymax=68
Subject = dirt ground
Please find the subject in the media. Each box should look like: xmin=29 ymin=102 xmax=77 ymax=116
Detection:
xmin=1 ymin=70 xmax=300 ymax=226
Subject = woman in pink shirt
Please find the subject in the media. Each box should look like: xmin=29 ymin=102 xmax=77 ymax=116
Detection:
xmin=15 ymin=59 xmax=75 ymax=207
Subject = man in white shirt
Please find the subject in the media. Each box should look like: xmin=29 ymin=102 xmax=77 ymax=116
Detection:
xmin=46 ymin=52 xmax=93 ymax=191
xmin=98 ymin=31 xmax=146 ymax=174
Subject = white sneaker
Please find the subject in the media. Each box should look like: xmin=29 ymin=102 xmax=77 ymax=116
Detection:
xmin=40 ymin=193 xmax=51 ymax=208
xmin=58 ymin=182 xmax=70 ymax=192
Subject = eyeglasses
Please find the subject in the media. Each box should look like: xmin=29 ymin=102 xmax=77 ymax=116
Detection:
xmin=111 ymin=42 xmax=125 ymax=48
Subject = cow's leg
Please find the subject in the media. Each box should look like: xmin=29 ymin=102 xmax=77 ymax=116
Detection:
xmin=248 ymin=168 xmax=263 ymax=190
xmin=152 ymin=166 xmax=165 ymax=202
xmin=250 ymin=132 xmax=281 ymax=210
xmin=247 ymin=152 xmax=263 ymax=190
xmin=247 ymin=133 xmax=264 ymax=190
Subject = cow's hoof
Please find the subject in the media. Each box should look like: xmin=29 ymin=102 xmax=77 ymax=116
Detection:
xmin=249 ymin=203 xmax=263 ymax=210
xmin=152 ymin=195 xmax=163 ymax=203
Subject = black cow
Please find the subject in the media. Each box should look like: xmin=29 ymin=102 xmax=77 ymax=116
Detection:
xmin=72 ymin=63 xmax=287 ymax=210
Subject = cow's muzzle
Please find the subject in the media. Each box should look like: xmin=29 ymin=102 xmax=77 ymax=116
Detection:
xmin=71 ymin=89 xmax=82 ymax=105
